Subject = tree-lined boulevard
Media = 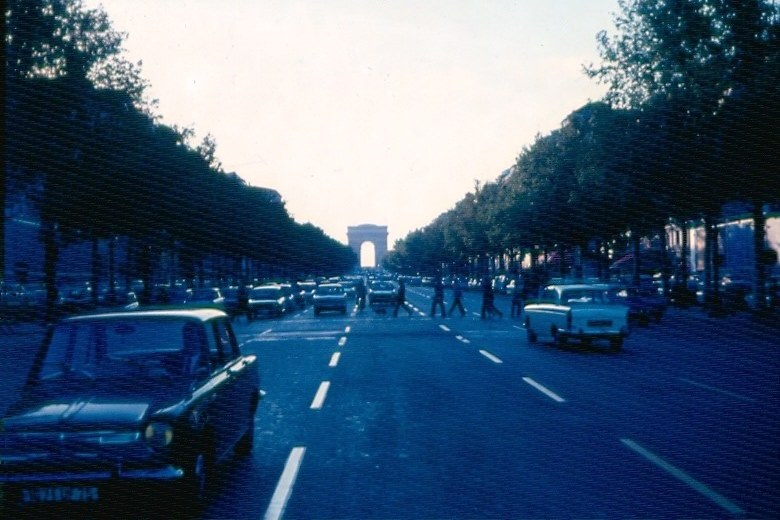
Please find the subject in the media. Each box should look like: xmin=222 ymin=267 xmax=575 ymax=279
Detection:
xmin=4 ymin=288 xmax=776 ymax=518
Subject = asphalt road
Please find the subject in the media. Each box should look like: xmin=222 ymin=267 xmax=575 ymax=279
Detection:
xmin=2 ymin=289 xmax=778 ymax=519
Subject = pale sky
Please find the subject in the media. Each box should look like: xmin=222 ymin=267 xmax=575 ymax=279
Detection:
xmin=83 ymin=1 xmax=618 ymax=249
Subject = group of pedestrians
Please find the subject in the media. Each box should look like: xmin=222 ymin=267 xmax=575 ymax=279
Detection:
xmin=392 ymin=275 xmax=526 ymax=319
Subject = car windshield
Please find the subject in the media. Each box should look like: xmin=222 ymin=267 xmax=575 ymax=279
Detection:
xmin=560 ymin=288 xmax=611 ymax=304
xmin=317 ymin=285 xmax=343 ymax=295
xmin=370 ymin=282 xmax=395 ymax=291
xmin=251 ymin=288 xmax=280 ymax=299
xmin=39 ymin=319 xmax=199 ymax=381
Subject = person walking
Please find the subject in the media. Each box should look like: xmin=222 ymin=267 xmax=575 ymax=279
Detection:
xmin=448 ymin=279 xmax=466 ymax=317
xmin=481 ymin=276 xmax=503 ymax=319
xmin=393 ymin=279 xmax=413 ymax=317
xmin=510 ymin=275 xmax=524 ymax=318
xmin=430 ymin=278 xmax=446 ymax=317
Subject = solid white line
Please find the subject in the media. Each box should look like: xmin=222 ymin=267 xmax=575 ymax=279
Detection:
xmin=479 ymin=350 xmax=503 ymax=364
xmin=310 ymin=381 xmax=331 ymax=410
xmin=522 ymin=377 xmax=566 ymax=402
xmin=620 ymin=438 xmax=744 ymax=515
xmin=439 ymin=324 xmax=451 ymax=332
xmin=512 ymin=325 xmax=523 ymax=330
xmin=329 ymin=352 xmax=341 ymax=367
xmin=338 ymin=336 xmax=347 ymax=347
xmin=344 ymin=326 xmax=351 ymax=333
xmin=678 ymin=378 xmax=756 ymax=403
xmin=260 ymin=328 xmax=273 ymax=335
xmin=263 ymin=446 xmax=306 ymax=520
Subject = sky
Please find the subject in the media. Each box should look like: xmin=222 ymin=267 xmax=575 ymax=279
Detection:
xmin=83 ymin=0 xmax=619 ymax=251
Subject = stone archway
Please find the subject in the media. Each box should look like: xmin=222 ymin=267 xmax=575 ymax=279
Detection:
xmin=347 ymin=224 xmax=388 ymax=268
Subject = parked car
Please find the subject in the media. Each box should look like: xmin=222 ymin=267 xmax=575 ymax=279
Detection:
xmin=56 ymin=283 xmax=94 ymax=315
xmin=0 ymin=309 xmax=261 ymax=516
xmin=603 ymin=284 xmax=666 ymax=325
xmin=523 ymin=284 xmax=630 ymax=351
xmin=184 ymin=287 xmax=225 ymax=311
xmin=367 ymin=280 xmax=397 ymax=312
xmin=297 ymin=281 xmax=318 ymax=305
xmin=0 ymin=283 xmax=31 ymax=320
xmin=312 ymin=283 xmax=348 ymax=315
xmin=247 ymin=285 xmax=286 ymax=319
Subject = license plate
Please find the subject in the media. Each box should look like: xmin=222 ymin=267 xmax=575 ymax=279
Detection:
xmin=22 ymin=486 xmax=99 ymax=503
xmin=587 ymin=320 xmax=612 ymax=327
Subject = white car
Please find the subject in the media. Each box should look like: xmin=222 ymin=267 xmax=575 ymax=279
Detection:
xmin=523 ymin=284 xmax=630 ymax=351
xmin=312 ymin=283 xmax=348 ymax=315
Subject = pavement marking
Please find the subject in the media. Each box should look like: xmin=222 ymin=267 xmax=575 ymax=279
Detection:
xmin=678 ymin=378 xmax=756 ymax=403
xmin=261 ymin=328 xmax=273 ymax=335
xmin=245 ymin=336 xmax=336 ymax=344
xmin=512 ymin=325 xmax=523 ymax=330
xmin=439 ymin=324 xmax=451 ymax=332
xmin=344 ymin=326 xmax=351 ymax=333
xmin=455 ymin=335 xmax=471 ymax=344
xmin=479 ymin=350 xmax=503 ymax=364
xmin=310 ymin=381 xmax=331 ymax=410
xmin=264 ymin=446 xmax=306 ymax=520
xmin=620 ymin=438 xmax=744 ymax=516
xmin=329 ymin=352 xmax=341 ymax=367
xmin=522 ymin=377 xmax=566 ymax=403
xmin=338 ymin=336 xmax=347 ymax=347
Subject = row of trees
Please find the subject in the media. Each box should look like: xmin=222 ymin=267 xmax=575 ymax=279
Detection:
xmin=385 ymin=0 xmax=779 ymax=311
xmin=4 ymin=0 xmax=356 ymax=319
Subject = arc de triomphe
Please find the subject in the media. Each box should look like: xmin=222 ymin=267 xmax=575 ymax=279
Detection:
xmin=347 ymin=224 xmax=388 ymax=268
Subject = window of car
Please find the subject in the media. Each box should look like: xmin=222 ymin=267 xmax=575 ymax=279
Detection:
xmin=213 ymin=319 xmax=239 ymax=362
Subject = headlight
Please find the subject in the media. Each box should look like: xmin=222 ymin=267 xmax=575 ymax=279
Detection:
xmin=144 ymin=421 xmax=174 ymax=448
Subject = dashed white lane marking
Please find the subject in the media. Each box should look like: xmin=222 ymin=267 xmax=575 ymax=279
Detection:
xmin=310 ymin=381 xmax=331 ymax=410
xmin=479 ymin=350 xmax=503 ymax=364
xmin=344 ymin=326 xmax=351 ymax=333
xmin=620 ymin=438 xmax=744 ymax=515
xmin=338 ymin=336 xmax=347 ymax=347
xmin=522 ymin=377 xmax=566 ymax=403
xmin=329 ymin=352 xmax=341 ymax=367
xmin=455 ymin=335 xmax=471 ymax=344
xmin=261 ymin=328 xmax=273 ymax=335
xmin=678 ymin=378 xmax=756 ymax=403
xmin=439 ymin=324 xmax=451 ymax=332
xmin=263 ymin=446 xmax=306 ymax=520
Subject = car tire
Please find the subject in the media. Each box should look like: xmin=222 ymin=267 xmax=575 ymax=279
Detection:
xmin=314 ymin=308 xmax=320 ymax=316
xmin=525 ymin=318 xmax=537 ymax=343
xmin=181 ymin=437 xmax=214 ymax=515
xmin=610 ymin=337 xmax=623 ymax=352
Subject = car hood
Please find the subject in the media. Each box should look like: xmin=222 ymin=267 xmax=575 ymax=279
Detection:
xmin=3 ymin=381 xmax=184 ymax=432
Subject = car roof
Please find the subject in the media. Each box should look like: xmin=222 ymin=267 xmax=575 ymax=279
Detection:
xmin=62 ymin=308 xmax=227 ymax=323
xmin=545 ymin=284 xmax=607 ymax=291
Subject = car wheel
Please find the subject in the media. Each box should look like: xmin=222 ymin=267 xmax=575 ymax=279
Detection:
xmin=551 ymin=326 xmax=567 ymax=346
xmin=314 ymin=308 xmax=320 ymax=316
xmin=181 ymin=438 xmax=214 ymax=514
xmin=524 ymin=318 xmax=537 ymax=343
xmin=610 ymin=337 xmax=623 ymax=352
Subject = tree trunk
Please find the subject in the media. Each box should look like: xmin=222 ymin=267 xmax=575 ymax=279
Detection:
xmin=680 ymin=220 xmax=689 ymax=285
xmin=42 ymin=221 xmax=59 ymax=323
xmin=660 ymin=227 xmax=671 ymax=297
xmin=108 ymin=237 xmax=116 ymax=304
xmin=90 ymin=237 xmax=101 ymax=308
xmin=752 ymin=201 xmax=767 ymax=312
xmin=631 ymin=232 xmax=641 ymax=287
